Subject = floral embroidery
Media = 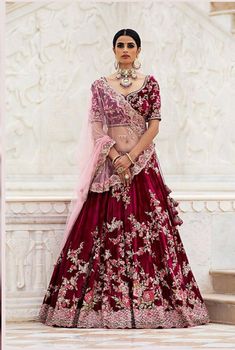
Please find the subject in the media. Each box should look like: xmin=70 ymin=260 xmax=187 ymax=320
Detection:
xmin=38 ymin=75 xmax=209 ymax=329
xmin=38 ymin=303 xmax=209 ymax=328
xmin=147 ymin=78 xmax=161 ymax=121
xmin=106 ymin=217 xmax=123 ymax=232
xmin=142 ymin=290 xmax=155 ymax=303
xmin=84 ymin=290 xmax=94 ymax=304
xmin=39 ymin=160 xmax=209 ymax=328
xmin=144 ymin=155 xmax=160 ymax=175
xmin=111 ymin=183 xmax=131 ymax=209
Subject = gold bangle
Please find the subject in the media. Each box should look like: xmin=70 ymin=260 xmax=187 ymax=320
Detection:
xmin=112 ymin=155 xmax=121 ymax=165
xmin=125 ymin=152 xmax=135 ymax=165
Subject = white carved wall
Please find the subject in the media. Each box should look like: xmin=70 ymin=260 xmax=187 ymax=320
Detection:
xmin=5 ymin=1 xmax=235 ymax=321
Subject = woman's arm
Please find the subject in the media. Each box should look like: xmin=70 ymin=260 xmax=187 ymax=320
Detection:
xmin=108 ymin=146 xmax=120 ymax=162
xmin=129 ymin=119 xmax=160 ymax=162
xmin=107 ymin=119 xmax=159 ymax=164
xmin=113 ymin=119 xmax=160 ymax=174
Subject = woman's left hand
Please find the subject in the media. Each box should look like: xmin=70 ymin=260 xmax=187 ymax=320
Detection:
xmin=113 ymin=154 xmax=132 ymax=172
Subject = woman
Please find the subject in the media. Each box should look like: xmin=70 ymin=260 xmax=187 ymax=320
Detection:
xmin=38 ymin=29 xmax=210 ymax=328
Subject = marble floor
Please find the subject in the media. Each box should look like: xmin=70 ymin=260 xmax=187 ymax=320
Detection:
xmin=4 ymin=321 xmax=235 ymax=350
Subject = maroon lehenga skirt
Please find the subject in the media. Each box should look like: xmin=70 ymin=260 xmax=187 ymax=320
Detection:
xmin=38 ymin=151 xmax=210 ymax=328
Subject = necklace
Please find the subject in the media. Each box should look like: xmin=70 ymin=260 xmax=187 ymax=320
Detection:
xmin=116 ymin=68 xmax=137 ymax=88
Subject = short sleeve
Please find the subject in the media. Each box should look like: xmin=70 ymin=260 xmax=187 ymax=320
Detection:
xmin=89 ymin=81 xmax=103 ymax=122
xmin=146 ymin=76 xmax=161 ymax=122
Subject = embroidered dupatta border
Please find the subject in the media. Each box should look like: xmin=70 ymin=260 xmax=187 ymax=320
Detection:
xmin=90 ymin=143 xmax=155 ymax=193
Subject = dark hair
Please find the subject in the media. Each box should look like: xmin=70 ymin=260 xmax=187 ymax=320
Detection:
xmin=113 ymin=28 xmax=141 ymax=49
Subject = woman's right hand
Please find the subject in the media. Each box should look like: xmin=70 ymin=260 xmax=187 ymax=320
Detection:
xmin=113 ymin=155 xmax=132 ymax=186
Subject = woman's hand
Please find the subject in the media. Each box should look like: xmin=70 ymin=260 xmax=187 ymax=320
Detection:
xmin=113 ymin=154 xmax=131 ymax=171
xmin=113 ymin=155 xmax=132 ymax=186
xmin=119 ymin=167 xmax=132 ymax=186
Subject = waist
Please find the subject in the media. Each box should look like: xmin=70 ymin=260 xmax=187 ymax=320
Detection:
xmin=107 ymin=125 xmax=145 ymax=152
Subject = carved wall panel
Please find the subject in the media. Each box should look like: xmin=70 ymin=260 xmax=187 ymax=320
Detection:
xmin=6 ymin=1 xmax=235 ymax=191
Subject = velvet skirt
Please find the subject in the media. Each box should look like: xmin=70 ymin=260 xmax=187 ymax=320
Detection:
xmin=38 ymin=151 xmax=210 ymax=328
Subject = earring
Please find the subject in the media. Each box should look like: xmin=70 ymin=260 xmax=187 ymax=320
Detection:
xmin=132 ymin=58 xmax=141 ymax=69
xmin=114 ymin=60 xmax=119 ymax=70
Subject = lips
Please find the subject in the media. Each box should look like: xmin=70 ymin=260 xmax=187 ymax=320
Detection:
xmin=122 ymin=55 xmax=130 ymax=58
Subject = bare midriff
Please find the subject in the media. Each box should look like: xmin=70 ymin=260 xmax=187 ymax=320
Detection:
xmin=107 ymin=125 xmax=139 ymax=153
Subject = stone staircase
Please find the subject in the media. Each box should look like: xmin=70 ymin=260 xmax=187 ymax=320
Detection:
xmin=203 ymin=270 xmax=235 ymax=325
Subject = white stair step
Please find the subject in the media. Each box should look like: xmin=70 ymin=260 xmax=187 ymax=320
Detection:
xmin=209 ymin=269 xmax=235 ymax=294
xmin=203 ymin=293 xmax=235 ymax=325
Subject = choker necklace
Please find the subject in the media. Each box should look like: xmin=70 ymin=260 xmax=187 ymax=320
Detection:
xmin=116 ymin=68 xmax=137 ymax=88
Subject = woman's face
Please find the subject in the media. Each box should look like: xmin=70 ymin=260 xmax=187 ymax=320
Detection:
xmin=113 ymin=35 xmax=141 ymax=67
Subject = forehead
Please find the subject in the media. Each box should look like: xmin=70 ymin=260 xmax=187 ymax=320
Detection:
xmin=116 ymin=35 xmax=135 ymax=43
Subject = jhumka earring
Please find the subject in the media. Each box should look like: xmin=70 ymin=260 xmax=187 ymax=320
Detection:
xmin=132 ymin=58 xmax=141 ymax=69
xmin=114 ymin=60 xmax=119 ymax=70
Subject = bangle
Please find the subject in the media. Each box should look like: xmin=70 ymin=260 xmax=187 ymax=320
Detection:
xmin=125 ymin=152 xmax=135 ymax=165
xmin=112 ymin=155 xmax=121 ymax=165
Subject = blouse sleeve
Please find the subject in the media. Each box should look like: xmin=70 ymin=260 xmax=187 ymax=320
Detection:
xmin=146 ymin=76 xmax=161 ymax=122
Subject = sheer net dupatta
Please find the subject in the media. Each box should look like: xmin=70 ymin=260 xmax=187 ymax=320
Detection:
xmin=59 ymin=81 xmax=116 ymax=252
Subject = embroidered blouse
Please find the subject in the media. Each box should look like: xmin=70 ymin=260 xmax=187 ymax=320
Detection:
xmin=101 ymin=74 xmax=161 ymax=123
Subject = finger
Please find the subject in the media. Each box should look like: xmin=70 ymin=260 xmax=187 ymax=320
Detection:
xmin=114 ymin=160 xmax=123 ymax=170
xmin=124 ymin=172 xmax=130 ymax=187
xmin=114 ymin=160 xmax=120 ymax=168
xmin=127 ymin=175 xmax=131 ymax=186
xmin=114 ymin=157 xmax=124 ymax=167
xmin=127 ymin=170 xmax=132 ymax=186
xmin=114 ymin=163 xmax=121 ymax=171
xmin=115 ymin=157 xmax=130 ymax=170
xmin=123 ymin=171 xmax=127 ymax=186
xmin=123 ymin=173 xmax=127 ymax=186
xmin=122 ymin=174 xmax=126 ymax=185
xmin=124 ymin=172 xmax=128 ymax=186
xmin=119 ymin=172 xmax=125 ymax=184
xmin=125 ymin=177 xmax=128 ymax=187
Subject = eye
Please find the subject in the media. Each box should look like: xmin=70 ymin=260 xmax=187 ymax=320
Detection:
xmin=128 ymin=43 xmax=135 ymax=48
xmin=117 ymin=43 xmax=124 ymax=48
